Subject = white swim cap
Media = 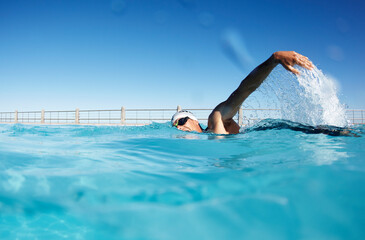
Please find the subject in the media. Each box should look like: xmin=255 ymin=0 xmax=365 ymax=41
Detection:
xmin=171 ymin=110 xmax=198 ymax=125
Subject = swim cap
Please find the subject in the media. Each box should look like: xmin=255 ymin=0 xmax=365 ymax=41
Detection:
xmin=171 ymin=110 xmax=198 ymax=125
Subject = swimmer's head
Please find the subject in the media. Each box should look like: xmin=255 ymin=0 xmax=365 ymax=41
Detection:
xmin=171 ymin=110 xmax=202 ymax=133
xmin=171 ymin=110 xmax=198 ymax=126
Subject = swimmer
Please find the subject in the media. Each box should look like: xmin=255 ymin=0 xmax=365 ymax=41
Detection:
xmin=171 ymin=51 xmax=314 ymax=134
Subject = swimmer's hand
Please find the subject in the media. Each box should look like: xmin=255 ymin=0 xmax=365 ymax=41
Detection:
xmin=272 ymin=51 xmax=314 ymax=75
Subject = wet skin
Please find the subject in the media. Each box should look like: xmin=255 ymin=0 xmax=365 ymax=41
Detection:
xmin=174 ymin=51 xmax=314 ymax=134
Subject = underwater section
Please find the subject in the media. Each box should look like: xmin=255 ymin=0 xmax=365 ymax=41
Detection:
xmin=0 ymin=123 xmax=364 ymax=239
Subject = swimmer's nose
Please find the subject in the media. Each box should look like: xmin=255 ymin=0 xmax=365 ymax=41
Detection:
xmin=177 ymin=125 xmax=191 ymax=132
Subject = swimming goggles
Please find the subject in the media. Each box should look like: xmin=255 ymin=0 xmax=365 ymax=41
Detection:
xmin=173 ymin=117 xmax=190 ymax=127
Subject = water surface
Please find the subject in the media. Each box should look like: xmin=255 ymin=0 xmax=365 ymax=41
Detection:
xmin=0 ymin=123 xmax=364 ymax=239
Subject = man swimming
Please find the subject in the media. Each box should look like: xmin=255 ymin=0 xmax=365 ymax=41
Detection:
xmin=171 ymin=51 xmax=314 ymax=134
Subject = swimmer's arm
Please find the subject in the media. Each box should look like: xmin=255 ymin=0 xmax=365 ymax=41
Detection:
xmin=212 ymin=51 xmax=314 ymax=121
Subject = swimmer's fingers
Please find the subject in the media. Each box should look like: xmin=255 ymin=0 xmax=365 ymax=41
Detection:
xmin=296 ymin=55 xmax=314 ymax=70
xmin=273 ymin=51 xmax=313 ymax=75
xmin=282 ymin=64 xmax=300 ymax=75
xmin=290 ymin=55 xmax=314 ymax=74
xmin=295 ymin=61 xmax=314 ymax=71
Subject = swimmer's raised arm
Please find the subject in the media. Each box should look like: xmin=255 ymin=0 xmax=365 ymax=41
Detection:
xmin=208 ymin=51 xmax=313 ymax=134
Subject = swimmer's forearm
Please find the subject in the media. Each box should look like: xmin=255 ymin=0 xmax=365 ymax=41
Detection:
xmin=214 ymin=51 xmax=313 ymax=120
xmin=234 ymin=54 xmax=278 ymax=100
xmin=211 ymin=55 xmax=277 ymax=120
xmin=230 ymin=51 xmax=313 ymax=104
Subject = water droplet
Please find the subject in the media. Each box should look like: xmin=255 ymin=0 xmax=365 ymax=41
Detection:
xmin=266 ymin=66 xmax=347 ymax=126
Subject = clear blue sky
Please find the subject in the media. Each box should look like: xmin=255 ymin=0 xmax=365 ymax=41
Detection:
xmin=1 ymin=0 xmax=364 ymax=111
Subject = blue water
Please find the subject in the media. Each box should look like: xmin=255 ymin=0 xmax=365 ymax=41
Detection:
xmin=0 ymin=122 xmax=364 ymax=240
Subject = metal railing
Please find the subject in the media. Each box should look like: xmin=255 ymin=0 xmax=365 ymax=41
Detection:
xmin=0 ymin=112 xmax=14 ymax=123
xmin=345 ymin=109 xmax=365 ymax=125
xmin=0 ymin=107 xmax=364 ymax=126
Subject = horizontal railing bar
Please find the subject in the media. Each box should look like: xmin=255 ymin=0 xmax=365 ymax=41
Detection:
xmin=179 ymin=108 xmax=213 ymax=111
xmin=45 ymin=110 xmax=75 ymax=113
xmin=79 ymin=109 xmax=178 ymax=112
xmin=126 ymin=109 xmax=177 ymax=111
xmin=44 ymin=119 xmax=75 ymax=121
xmin=18 ymin=112 xmax=42 ymax=114
xmin=18 ymin=118 xmax=41 ymax=120
xmin=79 ymin=118 xmax=121 ymax=121
xmin=79 ymin=109 xmax=120 ymax=112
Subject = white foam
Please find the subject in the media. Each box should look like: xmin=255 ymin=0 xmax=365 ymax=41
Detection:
xmin=294 ymin=67 xmax=347 ymax=126
xmin=255 ymin=65 xmax=348 ymax=127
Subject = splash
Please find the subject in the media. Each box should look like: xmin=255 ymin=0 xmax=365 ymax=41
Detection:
xmin=266 ymin=66 xmax=348 ymax=127
xmin=247 ymin=65 xmax=348 ymax=127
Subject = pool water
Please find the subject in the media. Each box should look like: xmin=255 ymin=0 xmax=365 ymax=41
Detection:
xmin=0 ymin=122 xmax=364 ymax=240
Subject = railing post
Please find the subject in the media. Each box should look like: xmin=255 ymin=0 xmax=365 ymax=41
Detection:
xmin=14 ymin=110 xmax=18 ymax=123
xmin=177 ymin=105 xmax=181 ymax=112
xmin=238 ymin=107 xmax=243 ymax=126
xmin=41 ymin=109 xmax=45 ymax=124
xmin=121 ymin=107 xmax=125 ymax=125
xmin=75 ymin=108 xmax=80 ymax=124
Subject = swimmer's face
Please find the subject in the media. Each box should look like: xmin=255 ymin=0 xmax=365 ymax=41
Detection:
xmin=173 ymin=117 xmax=202 ymax=133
